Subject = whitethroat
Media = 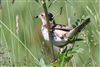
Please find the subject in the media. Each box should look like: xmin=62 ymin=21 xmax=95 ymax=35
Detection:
xmin=35 ymin=12 xmax=90 ymax=53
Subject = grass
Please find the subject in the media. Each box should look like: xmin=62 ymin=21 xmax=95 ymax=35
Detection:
xmin=0 ymin=0 xmax=100 ymax=67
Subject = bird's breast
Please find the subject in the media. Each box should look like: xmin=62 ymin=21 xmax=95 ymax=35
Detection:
xmin=41 ymin=26 xmax=49 ymax=41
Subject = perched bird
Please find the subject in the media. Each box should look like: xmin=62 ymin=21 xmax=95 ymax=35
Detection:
xmin=35 ymin=12 xmax=90 ymax=52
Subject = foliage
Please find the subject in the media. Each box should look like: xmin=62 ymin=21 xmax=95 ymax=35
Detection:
xmin=0 ymin=0 xmax=99 ymax=67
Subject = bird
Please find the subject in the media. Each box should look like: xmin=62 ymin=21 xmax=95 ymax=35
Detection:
xmin=35 ymin=12 xmax=90 ymax=53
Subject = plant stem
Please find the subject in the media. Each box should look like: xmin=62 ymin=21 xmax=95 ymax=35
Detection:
xmin=0 ymin=0 xmax=2 ymax=9
xmin=41 ymin=0 xmax=55 ymax=60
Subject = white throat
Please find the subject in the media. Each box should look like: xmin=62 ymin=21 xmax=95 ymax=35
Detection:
xmin=41 ymin=18 xmax=47 ymax=25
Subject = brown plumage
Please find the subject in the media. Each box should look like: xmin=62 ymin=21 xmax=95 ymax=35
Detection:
xmin=35 ymin=12 xmax=90 ymax=52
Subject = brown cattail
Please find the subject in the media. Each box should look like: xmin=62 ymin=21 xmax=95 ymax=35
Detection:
xmin=16 ymin=15 xmax=19 ymax=34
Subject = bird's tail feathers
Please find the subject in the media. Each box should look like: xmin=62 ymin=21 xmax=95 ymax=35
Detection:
xmin=67 ymin=17 xmax=90 ymax=38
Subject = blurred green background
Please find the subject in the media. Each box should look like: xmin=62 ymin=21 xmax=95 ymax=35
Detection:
xmin=0 ymin=0 xmax=100 ymax=66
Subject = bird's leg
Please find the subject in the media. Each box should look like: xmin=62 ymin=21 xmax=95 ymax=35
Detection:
xmin=59 ymin=46 xmax=68 ymax=54
xmin=61 ymin=43 xmax=74 ymax=53
xmin=67 ymin=43 xmax=74 ymax=50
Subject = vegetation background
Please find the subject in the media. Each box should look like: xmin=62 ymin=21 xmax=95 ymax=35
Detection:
xmin=0 ymin=0 xmax=99 ymax=67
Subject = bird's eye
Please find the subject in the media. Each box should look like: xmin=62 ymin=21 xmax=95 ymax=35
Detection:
xmin=41 ymin=14 xmax=43 ymax=16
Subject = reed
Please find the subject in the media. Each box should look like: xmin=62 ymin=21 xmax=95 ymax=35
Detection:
xmin=0 ymin=0 xmax=99 ymax=66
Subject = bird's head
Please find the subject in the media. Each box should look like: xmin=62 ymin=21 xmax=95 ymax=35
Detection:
xmin=35 ymin=12 xmax=55 ymax=25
